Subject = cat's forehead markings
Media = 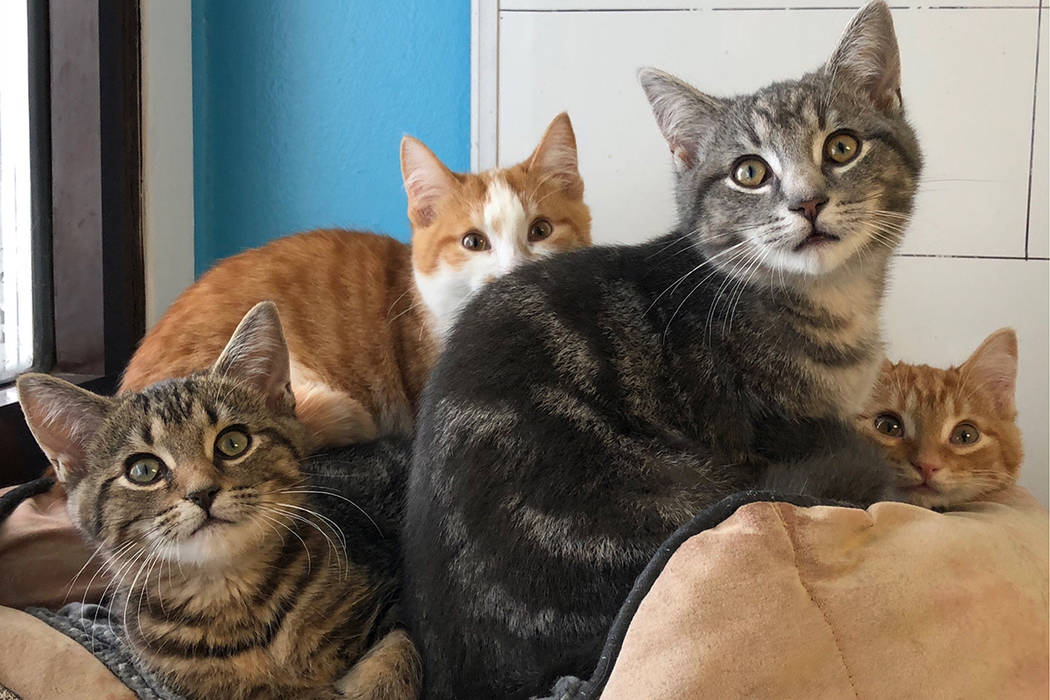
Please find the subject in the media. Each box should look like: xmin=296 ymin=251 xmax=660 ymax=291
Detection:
xmin=481 ymin=176 xmax=527 ymax=241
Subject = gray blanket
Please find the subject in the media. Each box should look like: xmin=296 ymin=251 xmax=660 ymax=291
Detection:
xmin=26 ymin=603 xmax=183 ymax=700
xmin=26 ymin=602 xmax=587 ymax=700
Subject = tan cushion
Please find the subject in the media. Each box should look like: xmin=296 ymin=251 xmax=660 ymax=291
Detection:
xmin=0 ymin=606 xmax=134 ymax=700
xmin=0 ymin=481 xmax=108 ymax=609
xmin=601 ymin=487 xmax=1049 ymax=699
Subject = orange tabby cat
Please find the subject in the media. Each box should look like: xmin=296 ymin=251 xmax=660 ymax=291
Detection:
xmin=121 ymin=113 xmax=591 ymax=447
xmin=858 ymin=328 xmax=1023 ymax=508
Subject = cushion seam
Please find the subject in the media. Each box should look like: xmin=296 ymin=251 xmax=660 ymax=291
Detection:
xmin=772 ymin=504 xmax=859 ymax=698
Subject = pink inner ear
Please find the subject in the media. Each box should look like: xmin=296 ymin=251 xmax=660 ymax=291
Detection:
xmin=964 ymin=331 xmax=1018 ymax=413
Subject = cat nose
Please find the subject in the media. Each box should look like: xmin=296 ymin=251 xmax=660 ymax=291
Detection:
xmin=186 ymin=485 xmax=221 ymax=512
xmin=910 ymin=461 xmax=941 ymax=479
xmin=790 ymin=197 xmax=828 ymax=222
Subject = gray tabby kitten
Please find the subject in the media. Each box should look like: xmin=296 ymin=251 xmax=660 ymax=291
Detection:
xmin=401 ymin=3 xmax=921 ymax=698
xmin=17 ymin=302 xmax=420 ymax=700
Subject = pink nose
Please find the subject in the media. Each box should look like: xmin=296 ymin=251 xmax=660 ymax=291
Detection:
xmin=791 ymin=197 xmax=828 ymax=222
xmin=911 ymin=461 xmax=941 ymax=480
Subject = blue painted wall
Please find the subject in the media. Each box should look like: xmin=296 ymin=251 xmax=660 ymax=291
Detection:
xmin=192 ymin=1 xmax=470 ymax=274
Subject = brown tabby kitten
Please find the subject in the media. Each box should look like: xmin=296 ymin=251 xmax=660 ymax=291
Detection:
xmin=17 ymin=303 xmax=419 ymax=700
xmin=858 ymin=328 xmax=1023 ymax=508
xmin=121 ymin=114 xmax=591 ymax=449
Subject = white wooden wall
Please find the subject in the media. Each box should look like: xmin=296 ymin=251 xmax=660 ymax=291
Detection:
xmin=473 ymin=0 xmax=1049 ymax=504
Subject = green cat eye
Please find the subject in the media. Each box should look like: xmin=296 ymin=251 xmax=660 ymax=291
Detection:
xmin=873 ymin=413 xmax=904 ymax=438
xmin=528 ymin=218 xmax=553 ymax=242
xmin=949 ymin=422 xmax=980 ymax=445
xmin=126 ymin=455 xmax=166 ymax=485
xmin=462 ymin=231 xmax=490 ymax=252
xmin=824 ymin=131 xmax=861 ymax=165
xmin=215 ymin=428 xmax=251 ymax=459
xmin=731 ymin=157 xmax=769 ymax=188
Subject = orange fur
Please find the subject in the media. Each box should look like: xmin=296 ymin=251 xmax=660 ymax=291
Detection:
xmin=121 ymin=115 xmax=591 ymax=448
xmin=857 ymin=328 xmax=1023 ymax=508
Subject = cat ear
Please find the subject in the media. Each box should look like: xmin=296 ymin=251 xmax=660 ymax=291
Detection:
xmin=527 ymin=112 xmax=583 ymax=199
xmin=212 ymin=301 xmax=295 ymax=414
xmin=961 ymin=328 xmax=1018 ymax=414
xmin=638 ymin=68 xmax=725 ymax=172
xmin=401 ymin=136 xmax=458 ymax=228
xmin=17 ymin=373 xmax=113 ymax=484
xmin=826 ymin=0 xmax=902 ymax=113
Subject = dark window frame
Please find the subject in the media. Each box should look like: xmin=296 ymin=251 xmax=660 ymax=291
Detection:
xmin=0 ymin=0 xmax=145 ymax=487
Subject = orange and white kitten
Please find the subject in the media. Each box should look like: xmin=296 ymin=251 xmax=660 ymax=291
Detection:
xmin=858 ymin=328 xmax=1023 ymax=508
xmin=121 ymin=113 xmax=591 ymax=447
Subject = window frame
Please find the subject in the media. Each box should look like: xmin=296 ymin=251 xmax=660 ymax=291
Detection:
xmin=0 ymin=0 xmax=145 ymax=487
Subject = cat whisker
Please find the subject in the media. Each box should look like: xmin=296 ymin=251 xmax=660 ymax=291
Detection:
xmin=386 ymin=286 xmax=416 ymax=320
xmin=263 ymin=504 xmax=348 ymax=579
xmin=268 ymin=499 xmax=350 ymax=555
xmin=64 ymin=541 xmax=109 ymax=605
xmin=264 ymin=486 xmax=383 ymax=536
xmin=253 ymin=509 xmax=313 ymax=574
xmin=663 ymin=243 xmax=754 ymax=339
xmin=648 ymin=239 xmax=752 ymax=317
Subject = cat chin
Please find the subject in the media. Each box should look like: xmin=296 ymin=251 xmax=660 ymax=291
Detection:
xmin=759 ymin=242 xmax=855 ymax=278
xmin=162 ymin=520 xmax=263 ymax=566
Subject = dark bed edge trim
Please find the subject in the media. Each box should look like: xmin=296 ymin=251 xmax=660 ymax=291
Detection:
xmin=578 ymin=489 xmax=852 ymax=699
xmin=0 ymin=476 xmax=55 ymax=522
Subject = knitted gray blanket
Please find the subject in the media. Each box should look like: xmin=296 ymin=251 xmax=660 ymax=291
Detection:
xmin=26 ymin=603 xmax=183 ymax=700
xmin=26 ymin=601 xmax=588 ymax=700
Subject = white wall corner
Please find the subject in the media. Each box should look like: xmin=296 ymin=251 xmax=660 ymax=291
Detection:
xmin=471 ymin=0 xmax=500 ymax=171
xmin=141 ymin=0 xmax=195 ymax=329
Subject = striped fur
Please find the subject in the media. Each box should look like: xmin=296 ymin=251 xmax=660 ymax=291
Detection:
xmin=401 ymin=4 xmax=920 ymax=698
xmin=858 ymin=328 xmax=1023 ymax=508
xmin=18 ymin=304 xmax=420 ymax=700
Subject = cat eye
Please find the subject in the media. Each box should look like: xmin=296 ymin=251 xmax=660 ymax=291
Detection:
xmin=528 ymin=218 xmax=554 ymax=242
xmin=949 ymin=422 xmax=981 ymax=445
xmin=824 ymin=131 xmax=861 ymax=165
xmin=461 ymin=231 xmax=490 ymax=252
xmin=215 ymin=428 xmax=251 ymax=459
xmin=873 ymin=413 xmax=904 ymax=438
xmin=125 ymin=455 xmax=166 ymax=485
xmin=731 ymin=157 xmax=769 ymax=188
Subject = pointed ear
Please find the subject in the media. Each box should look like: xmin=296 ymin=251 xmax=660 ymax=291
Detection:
xmin=401 ymin=136 xmax=458 ymax=228
xmin=17 ymin=373 xmax=113 ymax=484
xmin=638 ymin=67 xmax=725 ymax=172
xmin=527 ymin=112 xmax=583 ymax=199
xmin=826 ymin=0 xmax=902 ymax=112
xmin=961 ymin=328 xmax=1018 ymax=414
xmin=212 ymin=301 xmax=295 ymax=414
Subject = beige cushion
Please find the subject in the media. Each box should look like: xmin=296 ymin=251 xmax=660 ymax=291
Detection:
xmin=0 ymin=606 xmax=134 ymax=700
xmin=0 ymin=481 xmax=108 ymax=609
xmin=601 ymin=488 xmax=1049 ymax=699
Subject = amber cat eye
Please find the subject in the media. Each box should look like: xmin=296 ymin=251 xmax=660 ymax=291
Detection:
xmin=462 ymin=231 xmax=490 ymax=251
xmin=949 ymin=422 xmax=981 ymax=445
xmin=824 ymin=130 xmax=861 ymax=165
xmin=731 ymin=157 xmax=769 ymax=188
xmin=873 ymin=413 xmax=904 ymax=437
xmin=529 ymin=218 xmax=553 ymax=242
xmin=126 ymin=454 xmax=166 ymax=485
xmin=216 ymin=427 xmax=251 ymax=459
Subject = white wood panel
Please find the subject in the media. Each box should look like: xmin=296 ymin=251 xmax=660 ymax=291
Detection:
xmin=883 ymin=257 xmax=1049 ymax=506
xmin=1028 ymin=10 xmax=1048 ymax=259
xmin=497 ymin=8 xmax=1039 ymax=256
xmin=141 ymin=0 xmax=195 ymax=328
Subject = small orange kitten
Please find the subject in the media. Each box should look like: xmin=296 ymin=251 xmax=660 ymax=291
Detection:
xmin=858 ymin=328 xmax=1023 ymax=508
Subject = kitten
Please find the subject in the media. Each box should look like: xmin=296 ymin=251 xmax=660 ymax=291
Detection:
xmin=858 ymin=328 xmax=1023 ymax=508
xmin=17 ymin=302 xmax=420 ymax=700
xmin=121 ymin=114 xmax=591 ymax=448
xmin=401 ymin=3 xmax=919 ymax=697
